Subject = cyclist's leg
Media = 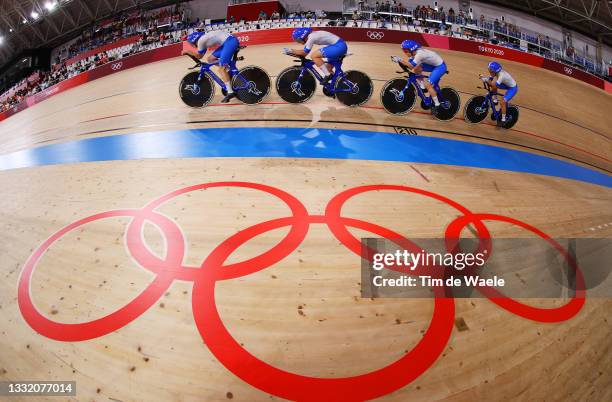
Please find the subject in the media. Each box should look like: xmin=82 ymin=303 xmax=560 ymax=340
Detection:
xmin=317 ymin=40 xmax=348 ymax=79
xmin=217 ymin=36 xmax=240 ymax=94
xmin=311 ymin=49 xmax=330 ymax=78
xmin=425 ymin=62 xmax=446 ymax=106
xmin=208 ymin=45 xmax=221 ymax=64
xmin=415 ymin=77 xmax=427 ymax=92
xmin=500 ymin=85 xmax=518 ymax=121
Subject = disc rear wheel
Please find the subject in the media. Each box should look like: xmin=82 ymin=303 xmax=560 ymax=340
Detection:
xmin=335 ymin=70 xmax=373 ymax=107
xmin=432 ymin=87 xmax=460 ymax=121
xmin=232 ymin=66 xmax=271 ymax=104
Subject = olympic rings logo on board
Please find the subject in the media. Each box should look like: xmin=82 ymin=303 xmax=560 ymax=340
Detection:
xmin=17 ymin=181 xmax=586 ymax=401
xmin=237 ymin=35 xmax=250 ymax=42
xmin=111 ymin=62 xmax=123 ymax=71
xmin=563 ymin=66 xmax=573 ymax=75
xmin=367 ymin=31 xmax=385 ymax=40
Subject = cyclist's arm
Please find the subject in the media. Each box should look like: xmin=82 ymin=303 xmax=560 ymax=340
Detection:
xmin=297 ymin=35 xmax=317 ymax=56
xmin=409 ymin=62 xmax=423 ymax=74
xmin=182 ymin=49 xmax=204 ymax=59
xmin=394 ymin=58 xmax=410 ymax=67
xmin=488 ymin=78 xmax=499 ymax=91
xmin=290 ymin=48 xmax=308 ymax=56
xmin=479 ymin=74 xmax=497 ymax=91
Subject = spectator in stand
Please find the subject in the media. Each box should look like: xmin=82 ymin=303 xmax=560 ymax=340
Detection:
xmin=271 ymin=11 xmax=280 ymax=21
xmin=258 ymin=10 xmax=268 ymax=22
xmin=448 ymin=7 xmax=455 ymax=21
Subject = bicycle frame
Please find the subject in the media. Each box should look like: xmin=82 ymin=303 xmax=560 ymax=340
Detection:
xmin=189 ymin=52 xmax=252 ymax=92
xmin=478 ymin=82 xmax=502 ymax=118
xmin=392 ymin=68 xmax=441 ymax=106
xmin=291 ymin=56 xmax=355 ymax=94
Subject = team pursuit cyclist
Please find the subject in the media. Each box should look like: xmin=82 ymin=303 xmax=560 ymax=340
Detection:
xmin=391 ymin=40 xmax=447 ymax=113
xmin=283 ymin=27 xmax=348 ymax=84
xmin=480 ymin=61 xmax=518 ymax=125
xmin=182 ymin=27 xmax=241 ymax=103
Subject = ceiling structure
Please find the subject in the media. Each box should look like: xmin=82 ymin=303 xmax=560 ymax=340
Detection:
xmin=0 ymin=0 xmax=179 ymax=68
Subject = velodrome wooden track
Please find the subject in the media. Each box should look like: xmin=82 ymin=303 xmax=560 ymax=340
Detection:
xmin=0 ymin=43 xmax=611 ymax=401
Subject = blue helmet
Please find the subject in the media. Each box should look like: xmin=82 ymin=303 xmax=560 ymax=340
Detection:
xmin=401 ymin=40 xmax=420 ymax=52
xmin=186 ymin=31 xmax=205 ymax=44
xmin=488 ymin=61 xmax=502 ymax=73
xmin=292 ymin=27 xmax=312 ymax=42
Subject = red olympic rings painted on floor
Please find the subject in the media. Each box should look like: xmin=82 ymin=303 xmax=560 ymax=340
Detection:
xmin=18 ymin=182 xmax=586 ymax=401
xmin=18 ymin=209 xmax=184 ymax=341
xmin=445 ymin=213 xmax=586 ymax=322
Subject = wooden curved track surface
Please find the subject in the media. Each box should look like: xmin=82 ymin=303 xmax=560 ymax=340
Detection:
xmin=0 ymin=43 xmax=611 ymax=401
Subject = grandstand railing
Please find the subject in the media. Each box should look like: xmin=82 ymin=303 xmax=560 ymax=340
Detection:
xmin=343 ymin=2 xmax=606 ymax=76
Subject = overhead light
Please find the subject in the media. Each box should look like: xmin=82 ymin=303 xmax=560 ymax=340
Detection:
xmin=45 ymin=1 xmax=58 ymax=12
xmin=22 ymin=19 xmax=28 ymax=24
xmin=9 ymin=28 xmax=13 ymax=32
xmin=31 ymin=11 xmax=40 ymax=19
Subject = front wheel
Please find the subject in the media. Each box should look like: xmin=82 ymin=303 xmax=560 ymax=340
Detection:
xmin=432 ymin=87 xmax=460 ymax=121
xmin=276 ymin=66 xmax=317 ymax=103
xmin=335 ymin=70 xmax=373 ymax=107
xmin=179 ymin=72 xmax=215 ymax=107
xmin=232 ymin=66 xmax=271 ymax=104
xmin=380 ymin=78 xmax=416 ymax=115
xmin=463 ymin=95 xmax=489 ymax=123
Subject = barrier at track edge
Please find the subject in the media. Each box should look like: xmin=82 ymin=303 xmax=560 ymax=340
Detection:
xmin=1 ymin=27 xmax=610 ymax=122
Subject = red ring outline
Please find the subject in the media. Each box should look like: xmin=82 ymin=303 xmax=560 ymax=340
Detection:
xmin=18 ymin=209 xmax=185 ymax=341
xmin=324 ymin=184 xmax=491 ymax=258
xmin=126 ymin=182 xmax=310 ymax=281
xmin=445 ymin=213 xmax=585 ymax=322
xmin=192 ymin=215 xmax=454 ymax=401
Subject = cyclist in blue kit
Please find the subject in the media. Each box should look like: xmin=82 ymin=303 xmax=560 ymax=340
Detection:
xmin=480 ymin=61 xmax=518 ymax=125
xmin=391 ymin=40 xmax=447 ymax=113
xmin=182 ymin=29 xmax=241 ymax=103
xmin=283 ymin=27 xmax=348 ymax=84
